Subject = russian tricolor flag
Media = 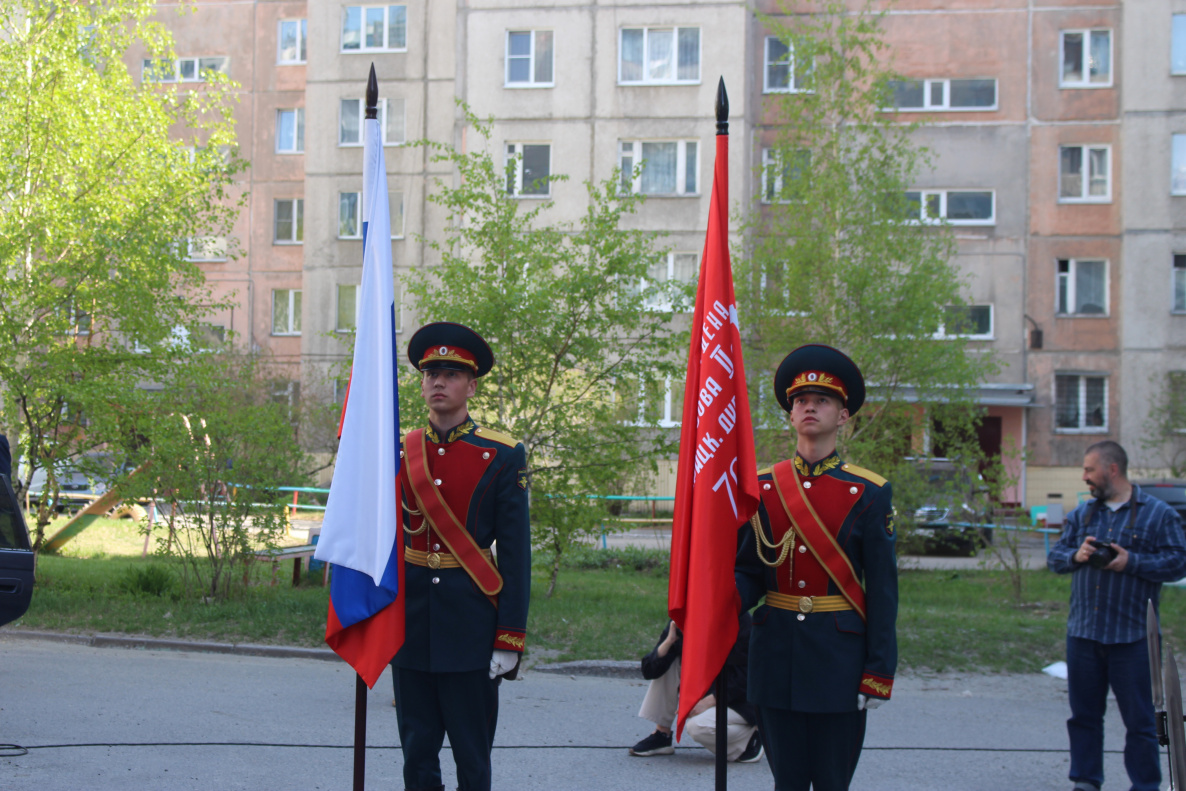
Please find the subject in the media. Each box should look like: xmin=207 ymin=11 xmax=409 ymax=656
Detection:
xmin=313 ymin=101 xmax=404 ymax=688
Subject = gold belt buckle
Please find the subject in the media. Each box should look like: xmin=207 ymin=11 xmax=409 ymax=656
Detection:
xmin=798 ymin=596 xmax=814 ymax=614
xmin=427 ymin=552 xmax=441 ymax=570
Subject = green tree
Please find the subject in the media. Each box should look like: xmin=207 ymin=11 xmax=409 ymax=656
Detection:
xmin=121 ymin=350 xmax=310 ymax=601
xmin=1141 ymin=371 xmax=1186 ymax=477
xmin=0 ymin=0 xmax=242 ymax=548
xmin=404 ymin=109 xmax=691 ymax=596
xmin=741 ymin=1 xmax=997 ymax=515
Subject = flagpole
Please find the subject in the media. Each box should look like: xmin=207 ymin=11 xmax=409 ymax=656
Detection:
xmin=712 ymin=76 xmax=730 ymax=791
xmin=343 ymin=63 xmax=383 ymax=791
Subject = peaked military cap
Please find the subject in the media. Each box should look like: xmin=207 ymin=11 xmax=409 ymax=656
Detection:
xmin=407 ymin=322 xmax=494 ymax=378
xmin=774 ymin=343 xmax=865 ymax=415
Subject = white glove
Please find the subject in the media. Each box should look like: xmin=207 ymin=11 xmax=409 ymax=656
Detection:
xmin=857 ymin=694 xmax=885 ymax=711
xmin=489 ymin=649 xmax=518 ymax=679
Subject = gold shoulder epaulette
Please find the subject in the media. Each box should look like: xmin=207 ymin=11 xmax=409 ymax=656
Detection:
xmin=474 ymin=426 xmax=519 ymax=448
xmin=841 ymin=463 xmax=887 ymax=488
xmin=757 ymin=466 xmax=773 ymax=477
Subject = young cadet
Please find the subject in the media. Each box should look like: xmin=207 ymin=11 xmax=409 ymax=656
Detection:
xmin=393 ymin=322 xmax=531 ymax=791
xmin=735 ymin=344 xmax=898 ymax=791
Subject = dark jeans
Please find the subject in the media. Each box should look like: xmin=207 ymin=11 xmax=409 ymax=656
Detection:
xmin=757 ymin=706 xmax=867 ymax=791
xmin=393 ymin=666 xmax=500 ymax=791
xmin=1066 ymin=636 xmax=1161 ymax=791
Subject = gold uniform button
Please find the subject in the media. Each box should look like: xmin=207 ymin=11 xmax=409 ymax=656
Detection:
xmin=427 ymin=553 xmax=441 ymax=570
xmin=799 ymin=596 xmax=814 ymax=613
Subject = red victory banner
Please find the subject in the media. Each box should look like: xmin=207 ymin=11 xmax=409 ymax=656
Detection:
xmin=668 ymin=78 xmax=759 ymax=740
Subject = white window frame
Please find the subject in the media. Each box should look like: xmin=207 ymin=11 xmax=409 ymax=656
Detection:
xmin=271 ymin=289 xmax=302 ymax=336
xmin=933 ymin=304 xmax=994 ymax=340
xmin=1057 ymin=258 xmax=1109 ymax=316
xmin=885 ymin=78 xmax=998 ymax=111
xmin=1173 ymin=254 xmax=1186 ymax=313
xmin=1054 ymin=374 xmax=1108 ymax=433
xmin=186 ymin=237 xmax=228 ymax=262
xmin=618 ymin=26 xmax=701 ymax=86
xmin=761 ymin=148 xmax=810 ymax=204
xmin=275 ymin=108 xmax=305 ymax=154
xmin=338 ymin=192 xmax=361 ymax=239
xmin=505 ymin=30 xmax=554 ymax=88
xmin=341 ymin=5 xmax=407 ymax=53
xmin=339 ymin=98 xmax=406 ymax=146
xmin=274 ymin=198 xmax=303 ymax=244
xmin=336 ymin=284 xmax=360 ymax=333
xmin=903 ymin=190 xmax=996 ymax=226
xmin=278 ymin=19 xmax=307 ymax=64
xmin=763 ymin=36 xmax=810 ymax=94
xmin=1173 ymin=134 xmax=1186 ymax=196
xmin=1174 ymin=15 xmax=1186 ymax=76
xmin=339 ymin=190 xmax=403 ymax=239
xmin=1058 ymin=144 xmax=1111 ymax=203
xmin=1060 ymin=29 xmax=1112 ymax=88
xmin=619 ymin=140 xmax=700 ymax=197
xmin=505 ymin=142 xmax=552 ymax=198
xmin=640 ymin=252 xmax=698 ymax=311
xmin=142 ymin=56 xmax=229 ymax=83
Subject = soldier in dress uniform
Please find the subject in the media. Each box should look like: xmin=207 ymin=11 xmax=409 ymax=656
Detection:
xmin=735 ymin=344 xmax=897 ymax=791
xmin=393 ymin=322 xmax=531 ymax=791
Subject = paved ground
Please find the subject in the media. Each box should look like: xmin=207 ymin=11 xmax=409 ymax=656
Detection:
xmin=0 ymin=632 xmax=1170 ymax=791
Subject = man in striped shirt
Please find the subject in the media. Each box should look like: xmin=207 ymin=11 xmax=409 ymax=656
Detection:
xmin=1048 ymin=440 xmax=1186 ymax=791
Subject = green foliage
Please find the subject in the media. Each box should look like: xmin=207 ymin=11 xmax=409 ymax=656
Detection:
xmin=741 ymin=1 xmax=997 ymax=500
xmin=1141 ymin=371 xmax=1186 ymax=476
xmin=0 ymin=0 xmax=243 ymax=548
xmin=404 ymin=107 xmax=691 ymax=596
xmin=547 ymin=545 xmax=670 ymax=574
xmin=118 ymin=563 xmax=177 ymax=599
xmin=120 ymin=350 xmax=311 ymax=601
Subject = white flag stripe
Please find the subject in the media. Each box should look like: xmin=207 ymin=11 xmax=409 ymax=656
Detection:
xmin=314 ymin=116 xmax=398 ymax=585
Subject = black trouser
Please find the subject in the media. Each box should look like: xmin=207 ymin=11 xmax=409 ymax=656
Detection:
xmin=393 ymin=667 xmax=500 ymax=791
xmin=757 ymin=706 xmax=867 ymax=791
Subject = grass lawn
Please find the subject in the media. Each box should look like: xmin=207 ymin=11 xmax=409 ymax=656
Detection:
xmin=10 ymin=519 xmax=1186 ymax=673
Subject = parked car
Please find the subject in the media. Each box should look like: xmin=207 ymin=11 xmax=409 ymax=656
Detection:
xmin=22 ymin=454 xmax=143 ymax=518
xmin=906 ymin=459 xmax=994 ymax=555
xmin=1132 ymin=479 xmax=1186 ymax=532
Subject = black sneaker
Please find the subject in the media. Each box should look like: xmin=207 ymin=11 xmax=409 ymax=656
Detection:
xmin=629 ymin=730 xmax=674 ymax=756
xmin=736 ymin=730 xmax=763 ymax=763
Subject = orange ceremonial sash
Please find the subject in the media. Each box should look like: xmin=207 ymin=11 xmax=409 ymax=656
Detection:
xmin=404 ymin=429 xmax=504 ymax=596
xmin=770 ymin=460 xmax=867 ymax=621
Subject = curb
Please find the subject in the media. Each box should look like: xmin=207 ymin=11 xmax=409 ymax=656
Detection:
xmin=530 ymin=659 xmax=640 ymax=679
xmin=1 ymin=629 xmax=339 ymax=662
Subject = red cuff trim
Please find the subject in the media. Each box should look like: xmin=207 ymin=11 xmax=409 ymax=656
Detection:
xmin=860 ymin=673 xmax=893 ymax=699
xmin=494 ymin=629 xmax=525 ymax=652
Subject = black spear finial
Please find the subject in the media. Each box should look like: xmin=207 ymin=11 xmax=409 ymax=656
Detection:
xmin=716 ymin=77 xmax=729 ymax=136
xmin=366 ymin=64 xmax=379 ymax=120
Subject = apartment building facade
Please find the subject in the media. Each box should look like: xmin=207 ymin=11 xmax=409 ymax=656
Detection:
xmin=144 ymin=0 xmax=1186 ymax=502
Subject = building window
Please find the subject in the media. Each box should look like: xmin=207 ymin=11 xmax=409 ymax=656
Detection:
xmin=278 ymin=19 xmax=307 ymax=64
xmin=887 ymin=78 xmax=997 ymax=110
xmin=762 ymin=148 xmax=810 ymax=204
xmin=142 ymin=56 xmax=229 ymax=83
xmin=336 ymin=284 xmax=359 ymax=332
xmin=59 ymin=302 xmax=92 ymax=336
xmin=1061 ymin=29 xmax=1111 ymax=88
xmin=1174 ymin=255 xmax=1186 ymax=313
xmin=934 ymin=305 xmax=993 ymax=339
xmin=1055 ymin=374 xmax=1107 ymax=432
xmin=764 ymin=36 xmax=811 ymax=93
xmin=342 ymin=5 xmax=407 ymax=52
xmin=641 ymin=252 xmax=698 ymax=311
xmin=619 ymin=140 xmax=699 ymax=196
xmin=339 ymin=98 xmax=405 ymax=146
xmin=903 ymin=190 xmax=995 ymax=225
xmin=334 ymin=378 xmax=350 ymax=404
xmin=1173 ymin=135 xmax=1186 ymax=195
xmin=1057 ymin=258 xmax=1107 ymax=315
xmin=1169 ymin=371 xmax=1186 ymax=432
xmin=1059 ymin=145 xmax=1110 ymax=202
xmin=186 ymin=237 xmax=227 ymax=262
xmin=272 ymin=289 xmax=302 ymax=336
xmin=274 ymin=199 xmax=304 ymax=244
xmin=619 ymin=27 xmax=700 ymax=85
xmin=505 ymin=143 xmax=551 ymax=197
xmin=1174 ymin=16 xmax=1186 ymax=75
xmin=276 ymin=109 xmax=305 ymax=154
xmin=339 ymin=192 xmax=361 ymax=239
xmin=506 ymin=30 xmax=554 ymax=87
xmin=390 ymin=191 xmax=405 ymax=238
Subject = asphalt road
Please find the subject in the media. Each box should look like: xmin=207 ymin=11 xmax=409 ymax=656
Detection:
xmin=0 ymin=633 xmax=1168 ymax=790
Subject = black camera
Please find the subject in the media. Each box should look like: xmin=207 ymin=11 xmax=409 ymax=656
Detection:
xmin=1087 ymin=539 xmax=1118 ymax=569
